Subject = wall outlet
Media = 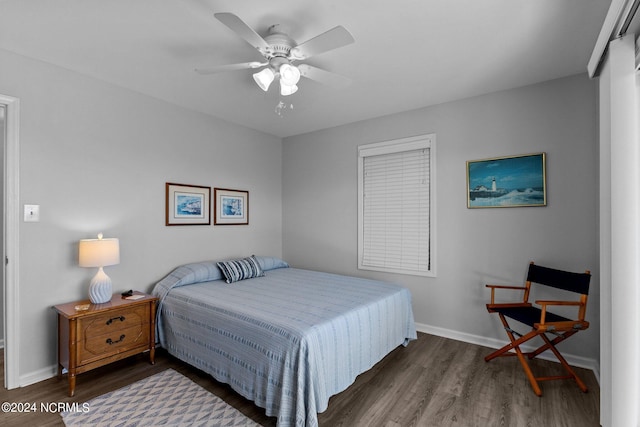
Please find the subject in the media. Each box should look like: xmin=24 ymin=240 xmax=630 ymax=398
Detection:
xmin=24 ymin=204 xmax=40 ymax=222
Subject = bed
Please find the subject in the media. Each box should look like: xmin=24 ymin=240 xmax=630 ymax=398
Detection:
xmin=152 ymin=256 xmax=417 ymax=427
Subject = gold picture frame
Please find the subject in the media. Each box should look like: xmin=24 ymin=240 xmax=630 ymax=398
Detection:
xmin=466 ymin=153 xmax=547 ymax=208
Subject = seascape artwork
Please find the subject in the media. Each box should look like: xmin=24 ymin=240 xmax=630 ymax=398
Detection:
xmin=467 ymin=153 xmax=546 ymax=208
xmin=175 ymin=192 xmax=203 ymax=217
xmin=214 ymin=188 xmax=248 ymax=225
xmin=165 ymin=183 xmax=210 ymax=225
xmin=221 ymin=196 xmax=244 ymax=217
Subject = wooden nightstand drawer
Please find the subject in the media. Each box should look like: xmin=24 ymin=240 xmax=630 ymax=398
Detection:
xmin=79 ymin=324 xmax=149 ymax=365
xmin=78 ymin=304 xmax=150 ymax=337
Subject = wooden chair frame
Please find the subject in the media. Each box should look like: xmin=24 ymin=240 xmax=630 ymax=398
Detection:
xmin=485 ymin=262 xmax=590 ymax=396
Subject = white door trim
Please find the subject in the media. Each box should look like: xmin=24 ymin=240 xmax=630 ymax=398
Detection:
xmin=1 ymin=93 xmax=20 ymax=390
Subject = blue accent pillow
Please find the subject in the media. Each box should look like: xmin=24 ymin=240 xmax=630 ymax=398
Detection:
xmin=217 ymin=255 xmax=265 ymax=284
xmin=254 ymin=256 xmax=289 ymax=271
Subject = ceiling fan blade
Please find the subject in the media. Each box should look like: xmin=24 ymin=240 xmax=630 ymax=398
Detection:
xmin=214 ymin=12 xmax=270 ymax=52
xmin=290 ymin=26 xmax=354 ymax=60
xmin=298 ymin=64 xmax=351 ymax=87
xmin=195 ymin=62 xmax=267 ymax=75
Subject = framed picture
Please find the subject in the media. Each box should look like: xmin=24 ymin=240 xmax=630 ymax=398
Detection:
xmin=214 ymin=188 xmax=249 ymax=225
xmin=165 ymin=183 xmax=211 ymax=225
xmin=466 ymin=153 xmax=546 ymax=208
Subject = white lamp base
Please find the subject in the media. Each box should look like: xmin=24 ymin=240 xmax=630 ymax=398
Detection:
xmin=89 ymin=267 xmax=113 ymax=304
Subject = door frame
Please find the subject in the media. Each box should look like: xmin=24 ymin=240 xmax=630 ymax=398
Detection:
xmin=1 ymin=93 xmax=20 ymax=389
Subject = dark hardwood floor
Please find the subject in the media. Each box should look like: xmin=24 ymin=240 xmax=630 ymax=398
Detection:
xmin=0 ymin=333 xmax=600 ymax=426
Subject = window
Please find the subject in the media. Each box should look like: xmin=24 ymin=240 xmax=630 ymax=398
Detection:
xmin=358 ymin=134 xmax=436 ymax=277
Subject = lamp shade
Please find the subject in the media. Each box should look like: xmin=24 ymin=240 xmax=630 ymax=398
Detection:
xmin=280 ymin=82 xmax=298 ymax=96
xmin=253 ymin=68 xmax=275 ymax=91
xmin=79 ymin=234 xmax=120 ymax=304
xmin=79 ymin=236 xmax=120 ymax=267
xmin=279 ymin=64 xmax=301 ymax=86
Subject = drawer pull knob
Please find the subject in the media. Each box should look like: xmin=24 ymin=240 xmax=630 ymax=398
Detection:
xmin=106 ymin=334 xmax=126 ymax=345
xmin=106 ymin=316 xmax=125 ymax=325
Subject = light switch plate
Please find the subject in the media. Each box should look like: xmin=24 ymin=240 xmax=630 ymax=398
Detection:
xmin=24 ymin=204 xmax=40 ymax=222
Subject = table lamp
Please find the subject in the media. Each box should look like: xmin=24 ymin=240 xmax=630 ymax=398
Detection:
xmin=79 ymin=233 xmax=120 ymax=304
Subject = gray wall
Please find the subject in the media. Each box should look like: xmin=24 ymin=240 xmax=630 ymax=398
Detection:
xmin=282 ymin=74 xmax=599 ymax=365
xmin=1 ymin=49 xmax=283 ymax=381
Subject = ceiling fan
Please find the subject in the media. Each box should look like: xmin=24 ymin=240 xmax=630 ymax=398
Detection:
xmin=196 ymin=13 xmax=355 ymax=96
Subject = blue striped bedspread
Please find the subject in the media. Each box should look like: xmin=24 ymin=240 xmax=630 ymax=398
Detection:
xmin=152 ymin=264 xmax=417 ymax=427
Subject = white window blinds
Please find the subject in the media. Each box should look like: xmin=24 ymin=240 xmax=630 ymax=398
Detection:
xmin=358 ymin=134 xmax=435 ymax=277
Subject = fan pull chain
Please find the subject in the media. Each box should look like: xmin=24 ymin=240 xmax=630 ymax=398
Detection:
xmin=275 ymin=100 xmax=293 ymax=117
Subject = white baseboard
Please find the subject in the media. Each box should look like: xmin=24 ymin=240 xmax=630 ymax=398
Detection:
xmin=415 ymin=322 xmax=601 ymax=384
xmin=14 ymin=324 xmax=601 ymax=388
xmin=19 ymin=364 xmax=58 ymax=388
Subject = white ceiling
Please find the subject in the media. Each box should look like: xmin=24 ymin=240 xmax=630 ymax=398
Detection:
xmin=0 ymin=0 xmax=611 ymax=138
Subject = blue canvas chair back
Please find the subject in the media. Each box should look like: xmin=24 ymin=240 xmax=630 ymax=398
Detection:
xmin=527 ymin=263 xmax=590 ymax=295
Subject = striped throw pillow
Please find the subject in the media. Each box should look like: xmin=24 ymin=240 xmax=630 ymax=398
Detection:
xmin=217 ymin=255 xmax=265 ymax=283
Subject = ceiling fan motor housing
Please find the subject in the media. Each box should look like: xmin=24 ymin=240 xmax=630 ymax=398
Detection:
xmin=263 ymin=25 xmax=296 ymax=59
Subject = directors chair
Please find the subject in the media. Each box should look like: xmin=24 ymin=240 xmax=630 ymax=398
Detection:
xmin=485 ymin=262 xmax=591 ymax=396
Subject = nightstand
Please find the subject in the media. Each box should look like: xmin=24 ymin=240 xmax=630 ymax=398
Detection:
xmin=53 ymin=292 xmax=158 ymax=397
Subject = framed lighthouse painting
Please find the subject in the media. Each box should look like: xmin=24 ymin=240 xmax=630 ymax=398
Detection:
xmin=466 ymin=153 xmax=546 ymax=208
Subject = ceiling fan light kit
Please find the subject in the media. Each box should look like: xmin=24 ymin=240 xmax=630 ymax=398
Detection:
xmin=197 ymin=12 xmax=355 ymax=98
xmin=277 ymin=63 xmax=300 ymax=96
xmin=279 ymin=63 xmax=301 ymax=86
xmin=279 ymin=82 xmax=298 ymax=96
xmin=252 ymin=62 xmax=301 ymax=96
xmin=253 ymin=68 xmax=275 ymax=91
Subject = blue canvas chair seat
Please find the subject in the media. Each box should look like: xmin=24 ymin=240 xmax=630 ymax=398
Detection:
xmin=492 ymin=306 xmax=572 ymax=328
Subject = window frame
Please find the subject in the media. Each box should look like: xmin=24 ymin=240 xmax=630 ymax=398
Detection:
xmin=357 ymin=133 xmax=436 ymax=277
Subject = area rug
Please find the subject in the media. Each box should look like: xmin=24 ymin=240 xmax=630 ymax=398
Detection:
xmin=61 ymin=368 xmax=261 ymax=426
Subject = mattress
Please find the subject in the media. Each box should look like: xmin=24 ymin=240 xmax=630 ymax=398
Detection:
xmin=152 ymin=259 xmax=417 ymax=426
